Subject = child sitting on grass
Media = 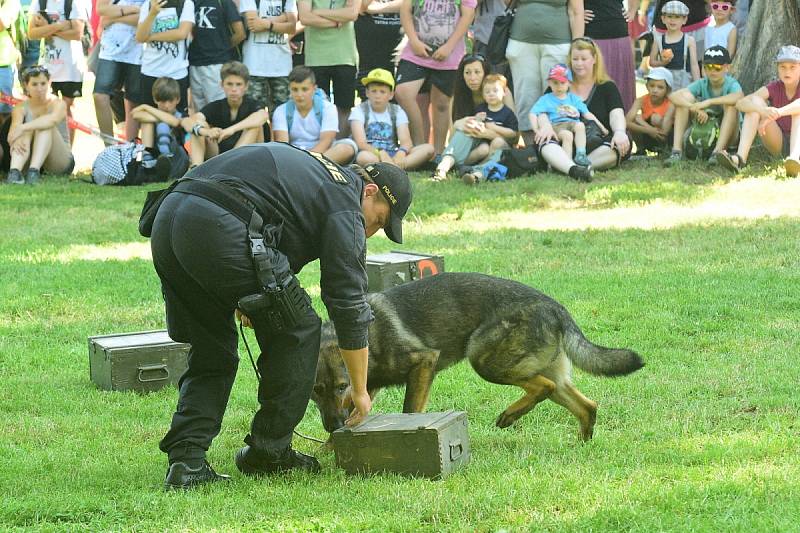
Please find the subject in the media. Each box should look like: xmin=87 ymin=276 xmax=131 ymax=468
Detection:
xmin=626 ymin=67 xmax=675 ymax=155
xmin=131 ymin=77 xmax=189 ymax=177
xmin=349 ymin=68 xmax=434 ymax=170
xmin=530 ymin=64 xmax=608 ymax=169
xmin=182 ymin=61 xmax=268 ymax=168
xmin=665 ymin=45 xmax=742 ymax=165
xmin=431 ymin=73 xmax=518 ymax=182
xmin=718 ymin=45 xmax=800 ymax=176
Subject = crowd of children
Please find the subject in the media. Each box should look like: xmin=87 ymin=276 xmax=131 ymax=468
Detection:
xmin=3 ymin=0 xmax=800 ymax=186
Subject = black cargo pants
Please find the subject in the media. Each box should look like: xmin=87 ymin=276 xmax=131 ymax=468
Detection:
xmin=150 ymin=192 xmax=322 ymax=463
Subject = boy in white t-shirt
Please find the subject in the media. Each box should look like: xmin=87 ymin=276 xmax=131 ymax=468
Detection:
xmin=272 ymin=66 xmax=356 ymax=164
xmin=136 ymin=0 xmax=195 ymax=114
xmin=28 ymin=0 xmax=91 ymax=144
xmin=239 ymin=0 xmax=297 ymax=114
xmin=350 ymin=68 xmax=433 ymax=170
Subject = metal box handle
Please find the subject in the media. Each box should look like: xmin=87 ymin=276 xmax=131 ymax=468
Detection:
xmin=449 ymin=440 xmax=463 ymax=461
xmin=138 ymin=363 xmax=170 ymax=383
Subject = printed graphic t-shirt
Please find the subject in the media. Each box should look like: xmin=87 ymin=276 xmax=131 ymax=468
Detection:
xmin=189 ymin=0 xmax=241 ymax=66
xmin=399 ymin=0 xmax=477 ymax=71
xmin=31 ymin=0 xmax=91 ymax=82
xmin=531 ymin=92 xmax=589 ymax=124
xmin=240 ymin=0 xmax=296 ymax=77
xmin=99 ymin=0 xmax=146 ymax=64
xmin=138 ymin=0 xmax=195 ymax=79
xmin=349 ymin=102 xmax=409 ymax=151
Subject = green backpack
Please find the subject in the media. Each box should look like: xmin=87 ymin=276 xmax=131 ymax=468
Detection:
xmin=684 ymin=111 xmax=721 ymax=160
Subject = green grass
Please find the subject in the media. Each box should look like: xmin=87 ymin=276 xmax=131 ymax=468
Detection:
xmin=1 ymin=162 xmax=799 ymax=532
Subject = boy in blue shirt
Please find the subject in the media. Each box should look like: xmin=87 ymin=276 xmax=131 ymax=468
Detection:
xmin=531 ymin=64 xmax=608 ymax=168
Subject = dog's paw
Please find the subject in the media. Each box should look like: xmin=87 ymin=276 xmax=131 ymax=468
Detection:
xmin=495 ymin=411 xmax=516 ymax=428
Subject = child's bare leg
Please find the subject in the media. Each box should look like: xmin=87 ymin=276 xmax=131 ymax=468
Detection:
xmin=672 ymin=106 xmax=690 ymax=153
xmin=42 ymin=126 xmax=74 ymax=173
xmin=558 ymin=129 xmax=574 ymax=158
xmin=715 ymin=105 xmax=739 ymax=154
xmin=573 ymin=121 xmax=587 ymax=153
xmin=124 ymin=98 xmax=140 ymax=141
xmin=234 ymin=127 xmax=260 ymax=148
xmin=465 ymin=143 xmax=490 ymax=164
xmin=140 ymin=122 xmax=155 ymax=149
xmin=189 ymin=134 xmax=207 ymax=166
xmin=29 ymin=128 xmax=54 ymax=169
xmin=397 ymin=143 xmax=434 ymax=170
xmin=356 ymin=150 xmax=380 ymax=166
xmin=63 ymin=96 xmax=75 ymax=145
xmin=430 ymin=86 xmax=452 ymax=154
xmin=395 ymin=79 xmax=427 ymax=146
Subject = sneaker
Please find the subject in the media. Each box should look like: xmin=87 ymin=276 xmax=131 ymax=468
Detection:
xmin=461 ymin=170 xmax=483 ymax=185
xmin=568 ymin=164 xmax=593 ymax=182
xmin=6 ymin=168 xmax=24 ymax=185
xmin=706 ymin=153 xmax=719 ymax=166
xmin=25 ymin=167 xmax=41 ymax=185
xmin=663 ymin=150 xmax=683 ymax=167
xmin=574 ymin=152 xmax=591 ymax=167
xmin=235 ymin=445 xmax=321 ymax=476
xmin=154 ymin=154 xmax=172 ymax=181
xmin=716 ymin=151 xmax=745 ymax=174
xmin=164 ymin=460 xmax=231 ymax=490
xmin=430 ymin=168 xmax=448 ymax=182
xmin=784 ymin=157 xmax=800 ymax=177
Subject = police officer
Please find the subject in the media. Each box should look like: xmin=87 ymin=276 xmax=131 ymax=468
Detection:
xmin=149 ymin=142 xmax=412 ymax=489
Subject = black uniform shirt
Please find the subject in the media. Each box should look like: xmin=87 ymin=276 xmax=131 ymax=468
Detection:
xmin=188 ymin=142 xmax=373 ymax=350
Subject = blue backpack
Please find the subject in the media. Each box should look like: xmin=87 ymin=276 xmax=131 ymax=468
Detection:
xmin=285 ymin=88 xmax=328 ymax=133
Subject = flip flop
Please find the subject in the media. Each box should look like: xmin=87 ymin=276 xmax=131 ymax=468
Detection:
xmin=784 ymin=157 xmax=800 ymax=177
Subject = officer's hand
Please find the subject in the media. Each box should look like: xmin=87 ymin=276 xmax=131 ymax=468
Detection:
xmin=343 ymin=387 xmax=372 ymax=427
xmin=235 ymin=308 xmax=253 ymax=328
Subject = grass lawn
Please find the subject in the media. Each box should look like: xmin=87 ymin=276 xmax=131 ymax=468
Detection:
xmin=1 ymin=160 xmax=799 ymax=532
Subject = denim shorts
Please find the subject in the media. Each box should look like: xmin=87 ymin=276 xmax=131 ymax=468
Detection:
xmin=93 ymin=59 xmax=142 ymax=102
xmin=0 ymin=66 xmax=14 ymax=113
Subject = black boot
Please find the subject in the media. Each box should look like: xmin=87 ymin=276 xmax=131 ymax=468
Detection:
xmin=164 ymin=460 xmax=231 ymax=490
xmin=235 ymin=445 xmax=321 ymax=476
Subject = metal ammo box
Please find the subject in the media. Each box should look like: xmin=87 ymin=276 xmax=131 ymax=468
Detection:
xmin=88 ymin=330 xmax=190 ymax=393
xmin=365 ymin=251 xmax=445 ymax=293
xmin=331 ymin=411 xmax=470 ymax=479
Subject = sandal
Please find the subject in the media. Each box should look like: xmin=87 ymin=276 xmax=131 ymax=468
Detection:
xmin=784 ymin=157 xmax=800 ymax=177
xmin=716 ymin=152 xmax=745 ymax=174
xmin=430 ymin=169 xmax=448 ymax=182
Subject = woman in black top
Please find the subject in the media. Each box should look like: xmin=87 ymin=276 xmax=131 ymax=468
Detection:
xmin=533 ymin=37 xmax=631 ymax=180
xmin=584 ymin=0 xmax=637 ymax=111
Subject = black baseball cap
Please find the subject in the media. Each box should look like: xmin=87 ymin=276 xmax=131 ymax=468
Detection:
xmin=703 ymin=45 xmax=731 ymax=65
xmin=362 ymin=163 xmax=412 ymax=243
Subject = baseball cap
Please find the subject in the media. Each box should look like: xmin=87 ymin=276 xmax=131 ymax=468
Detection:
xmin=363 ymin=163 xmax=412 ymax=243
xmin=703 ymin=45 xmax=731 ymax=65
xmin=547 ymin=64 xmax=572 ymax=83
xmin=645 ymin=67 xmax=674 ymax=89
xmin=775 ymin=45 xmax=800 ymax=64
xmin=360 ymin=68 xmax=395 ymax=90
xmin=661 ymin=0 xmax=689 ymax=15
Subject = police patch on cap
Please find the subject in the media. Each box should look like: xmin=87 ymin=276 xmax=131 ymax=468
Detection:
xmin=363 ymin=163 xmax=412 ymax=244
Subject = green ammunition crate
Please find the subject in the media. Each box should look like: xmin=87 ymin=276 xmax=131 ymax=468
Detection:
xmin=88 ymin=330 xmax=190 ymax=393
xmin=331 ymin=411 xmax=470 ymax=479
xmin=365 ymin=251 xmax=445 ymax=293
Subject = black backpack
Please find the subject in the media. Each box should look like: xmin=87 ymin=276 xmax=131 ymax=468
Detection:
xmin=500 ymin=146 xmax=540 ymax=178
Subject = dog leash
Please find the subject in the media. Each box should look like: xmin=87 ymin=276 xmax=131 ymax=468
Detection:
xmin=238 ymin=321 xmax=327 ymax=445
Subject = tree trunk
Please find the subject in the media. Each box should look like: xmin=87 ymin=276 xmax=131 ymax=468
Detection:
xmin=732 ymin=0 xmax=800 ymax=93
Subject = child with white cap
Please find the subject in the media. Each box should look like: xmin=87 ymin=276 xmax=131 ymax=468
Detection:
xmin=718 ymin=45 xmax=800 ymax=176
xmin=626 ymin=67 xmax=676 ymax=155
xmin=649 ymin=0 xmax=700 ymax=90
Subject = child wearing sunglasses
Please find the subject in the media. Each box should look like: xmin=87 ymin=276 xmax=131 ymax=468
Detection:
xmin=664 ymin=45 xmax=742 ymax=165
xmin=704 ymin=0 xmax=737 ymax=60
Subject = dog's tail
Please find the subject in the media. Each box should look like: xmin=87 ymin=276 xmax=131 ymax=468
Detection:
xmin=562 ymin=317 xmax=644 ymax=376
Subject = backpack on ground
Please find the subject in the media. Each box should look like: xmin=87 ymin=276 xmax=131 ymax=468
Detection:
xmin=285 ymin=87 xmax=328 ymax=132
xmin=500 ymin=145 xmax=540 ymax=178
xmin=684 ymin=111 xmax=721 ymax=160
xmin=92 ymin=142 xmax=148 ymax=185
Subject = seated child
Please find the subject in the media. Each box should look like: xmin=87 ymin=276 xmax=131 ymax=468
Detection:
xmin=718 ymin=45 xmax=800 ymax=176
xmin=704 ymin=0 xmax=737 ymax=59
xmin=5 ymin=66 xmax=75 ymax=185
xmin=530 ymin=64 xmax=608 ymax=168
xmin=349 ymin=68 xmax=434 ymax=171
xmin=431 ymin=73 xmax=518 ymax=182
xmin=182 ymin=61 xmax=268 ymax=168
xmin=626 ymin=67 xmax=675 ymax=155
xmin=665 ymin=45 xmax=742 ymax=165
xmin=131 ymin=77 xmax=189 ymax=177
xmin=650 ymin=0 xmax=700 ymax=91
xmin=272 ymin=66 xmax=357 ymax=165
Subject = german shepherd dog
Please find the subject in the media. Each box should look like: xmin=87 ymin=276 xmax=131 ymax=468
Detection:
xmin=312 ymin=273 xmax=644 ymax=441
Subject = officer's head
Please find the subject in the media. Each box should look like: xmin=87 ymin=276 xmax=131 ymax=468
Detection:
xmin=351 ymin=163 xmax=412 ymax=243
